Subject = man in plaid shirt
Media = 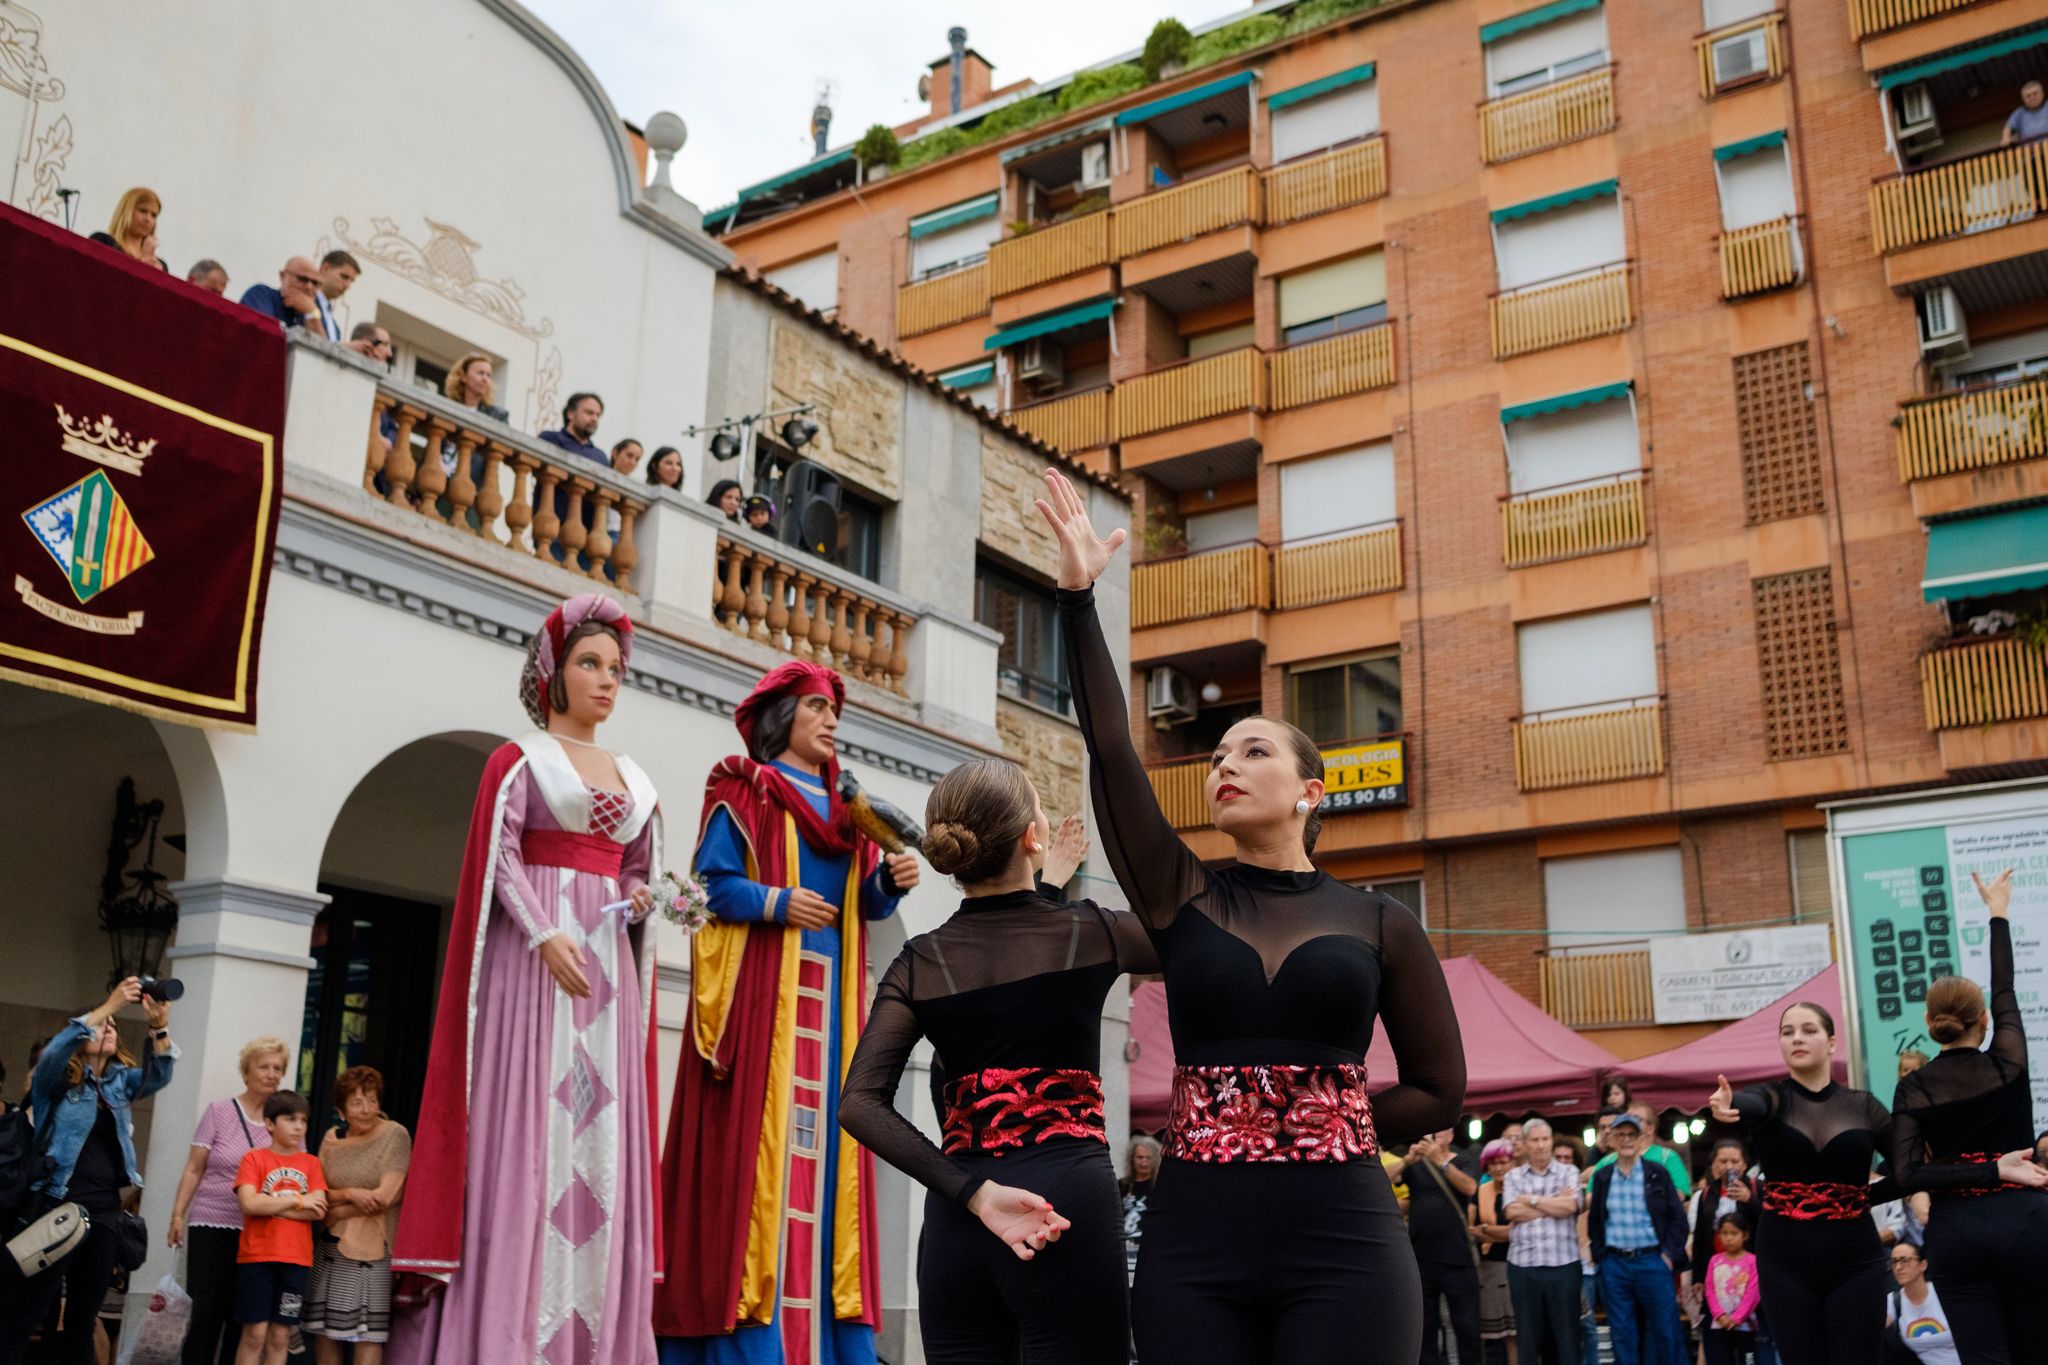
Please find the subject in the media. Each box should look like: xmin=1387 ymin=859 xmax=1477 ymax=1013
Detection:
xmin=1503 ymin=1118 xmax=1582 ymax=1362
xmin=1585 ymin=1112 xmax=1688 ymax=1365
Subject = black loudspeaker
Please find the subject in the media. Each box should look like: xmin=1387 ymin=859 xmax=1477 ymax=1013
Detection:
xmin=778 ymin=458 xmax=842 ymax=557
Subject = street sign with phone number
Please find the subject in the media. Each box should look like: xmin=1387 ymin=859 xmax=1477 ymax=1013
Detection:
xmin=1319 ymin=739 xmax=1407 ymax=810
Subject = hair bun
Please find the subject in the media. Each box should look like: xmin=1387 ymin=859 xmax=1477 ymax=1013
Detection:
xmin=1926 ymin=1013 xmax=1968 ymax=1045
xmin=922 ymin=821 xmax=981 ymax=877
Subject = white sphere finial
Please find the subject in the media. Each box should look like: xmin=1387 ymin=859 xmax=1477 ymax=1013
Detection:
xmin=645 ymin=111 xmax=688 ymax=194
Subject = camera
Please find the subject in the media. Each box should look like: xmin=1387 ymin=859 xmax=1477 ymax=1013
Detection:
xmin=138 ymin=976 xmax=184 ymax=1003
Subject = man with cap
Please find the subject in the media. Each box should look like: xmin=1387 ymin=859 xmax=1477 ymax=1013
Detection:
xmin=654 ymin=661 xmax=919 ymax=1365
xmin=742 ymin=494 xmax=776 ymax=536
xmin=1585 ymin=1110 xmax=1690 ymax=1365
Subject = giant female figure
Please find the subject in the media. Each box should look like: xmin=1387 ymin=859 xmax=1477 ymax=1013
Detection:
xmin=390 ymin=593 xmax=662 ymax=1365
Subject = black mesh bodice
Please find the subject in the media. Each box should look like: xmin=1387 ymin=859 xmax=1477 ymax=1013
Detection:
xmin=1891 ymin=918 xmax=2033 ymax=1192
xmin=1058 ymin=587 xmax=1465 ymax=1142
xmin=1733 ymin=1078 xmax=1894 ymax=1188
xmin=840 ymin=889 xmax=1156 ymax=1205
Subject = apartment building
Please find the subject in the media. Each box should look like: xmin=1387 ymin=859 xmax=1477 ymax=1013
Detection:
xmin=705 ymin=0 xmax=2048 ymax=1052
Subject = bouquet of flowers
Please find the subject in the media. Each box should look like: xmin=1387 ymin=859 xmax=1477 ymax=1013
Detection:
xmin=655 ymin=869 xmax=712 ymax=934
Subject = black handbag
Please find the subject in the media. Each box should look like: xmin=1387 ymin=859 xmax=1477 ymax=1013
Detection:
xmin=111 ymin=1209 xmax=148 ymax=1272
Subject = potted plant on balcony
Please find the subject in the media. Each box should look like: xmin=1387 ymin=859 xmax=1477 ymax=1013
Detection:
xmin=1140 ymin=507 xmax=1187 ymax=559
xmin=855 ymin=124 xmax=900 ymax=180
xmin=1142 ymin=19 xmax=1194 ymax=82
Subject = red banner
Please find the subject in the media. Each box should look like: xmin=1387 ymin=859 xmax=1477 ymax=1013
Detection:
xmin=0 ymin=203 xmax=283 ymax=730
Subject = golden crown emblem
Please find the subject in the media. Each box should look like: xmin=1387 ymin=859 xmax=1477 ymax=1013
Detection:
xmin=55 ymin=405 xmax=157 ymax=477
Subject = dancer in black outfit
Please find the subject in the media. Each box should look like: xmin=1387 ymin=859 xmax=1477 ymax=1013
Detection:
xmin=1034 ymin=469 xmax=1466 ymax=1365
xmin=840 ymin=758 xmax=1155 ymax=1364
xmin=1889 ymin=868 xmax=2048 ymax=1364
xmin=1710 ymin=1002 xmax=1895 ymax=1365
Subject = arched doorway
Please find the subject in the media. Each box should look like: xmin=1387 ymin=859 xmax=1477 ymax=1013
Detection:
xmin=303 ymin=731 xmax=501 ymax=1137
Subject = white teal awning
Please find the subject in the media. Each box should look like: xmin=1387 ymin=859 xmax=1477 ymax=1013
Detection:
xmin=984 ymin=298 xmax=1117 ymax=351
xmin=1501 ymin=381 xmax=1632 ymax=424
xmin=1922 ymin=504 xmax=2048 ymax=601
xmin=910 ymin=194 xmax=999 ymax=239
xmin=1269 ymin=63 xmax=1377 ymax=110
xmin=1481 ymin=0 xmax=1601 ymax=45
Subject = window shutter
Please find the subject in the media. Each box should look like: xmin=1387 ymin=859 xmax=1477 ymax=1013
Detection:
xmin=765 ymin=251 xmax=839 ymax=313
xmin=1787 ymin=831 xmax=1833 ymax=922
xmin=911 ymin=212 xmax=1003 ymax=276
xmin=1271 ymin=82 xmax=1380 ymax=162
xmin=1517 ymin=604 xmax=1656 ymax=714
xmin=1542 ymin=847 xmax=1686 ymax=944
xmin=1487 ymin=7 xmax=1608 ymax=92
xmin=1185 ymin=504 xmax=1260 ymax=551
xmin=1280 ymin=441 xmax=1397 ymax=542
xmin=1717 ymin=144 xmax=1796 ymax=230
xmin=1948 ymin=324 xmax=2048 ymax=381
xmin=1188 ymin=322 xmax=1257 ymax=359
xmin=1278 ymin=251 xmax=1386 ymax=330
xmin=1703 ymin=0 xmax=1774 ymax=27
xmin=1494 ymin=196 xmax=1626 ymax=289
xmin=1504 ymin=397 xmax=1640 ymax=493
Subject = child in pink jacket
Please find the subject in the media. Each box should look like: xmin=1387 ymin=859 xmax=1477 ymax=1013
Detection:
xmin=1704 ymin=1215 xmax=1761 ymax=1365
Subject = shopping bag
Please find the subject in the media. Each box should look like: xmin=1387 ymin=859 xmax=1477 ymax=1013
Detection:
xmin=115 ymin=1272 xmax=191 ymax=1365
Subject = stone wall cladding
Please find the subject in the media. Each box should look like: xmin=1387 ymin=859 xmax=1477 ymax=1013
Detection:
xmin=979 ymin=434 xmax=1063 ymax=580
xmin=996 ymin=696 xmax=1086 ymax=829
xmin=770 ymin=319 xmax=904 ymax=498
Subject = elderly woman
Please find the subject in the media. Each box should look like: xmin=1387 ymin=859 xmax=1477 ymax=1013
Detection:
xmin=1473 ymin=1139 xmax=1517 ymax=1354
xmin=168 ymin=1036 xmax=287 ymax=1365
xmin=305 ymin=1067 xmax=410 ymax=1365
xmin=88 ymin=187 xmax=167 ymax=271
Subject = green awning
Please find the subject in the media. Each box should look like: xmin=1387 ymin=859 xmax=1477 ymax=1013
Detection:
xmin=731 ymin=147 xmax=855 ymax=204
xmin=984 ymin=298 xmax=1117 ymax=351
xmin=1001 ymin=116 xmax=1114 ymax=166
xmin=1268 ymin=63 xmax=1377 ymax=110
xmin=1491 ymin=179 xmax=1618 ymax=224
xmin=1501 ymin=381 xmax=1632 ymax=424
xmin=910 ymin=193 xmax=999 ymax=239
xmin=1114 ymin=71 xmax=1256 ymax=128
xmin=1480 ymin=0 xmax=1601 ymax=45
xmin=940 ymin=362 xmax=996 ymax=389
xmin=703 ymin=203 xmax=738 ymax=232
xmin=1878 ymin=24 xmax=2048 ymax=90
xmin=1715 ymin=129 xmax=1786 ymax=162
xmin=1921 ymin=504 xmax=2048 ymax=600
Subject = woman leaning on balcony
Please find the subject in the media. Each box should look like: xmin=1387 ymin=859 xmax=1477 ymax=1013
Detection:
xmin=1034 ymin=467 xmax=1466 ymax=1365
xmin=89 ymin=187 xmax=167 ymax=271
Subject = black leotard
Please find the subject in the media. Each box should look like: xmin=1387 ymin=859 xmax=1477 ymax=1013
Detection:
xmin=1059 ymin=586 xmax=1465 ymax=1364
xmin=840 ymin=888 xmax=1155 ymax=1364
xmin=1889 ymin=917 xmax=2046 ymax=1364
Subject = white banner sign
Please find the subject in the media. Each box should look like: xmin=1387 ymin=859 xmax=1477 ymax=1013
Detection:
xmin=1650 ymin=925 xmax=1834 ymax=1024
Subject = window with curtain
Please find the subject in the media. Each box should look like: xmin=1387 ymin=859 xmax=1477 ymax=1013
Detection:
xmin=975 ymin=561 xmax=1070 ymax=714
xmin=1541 ymin=846 xmax=1685 ymax=947
xmin=1487 ymin=6 xmax=1608 ymax=96
xmin=1516 ymin=604 xmax=1657 ymax=716
xmin=1271 ymin=80 xmax=1380 ymax=162
xmin=1280 ymin=441 xmax=1397 ymax=543
xmin=1285 ymin=651 xmax=1401 ymax=744
xmin=1278 ymin=250 xmax=1387 ymax=345
xmin=1503 ymin=394 xmax=1639 ymax=494
xmin=1493 ymin=194 xmax=1625 ymax=290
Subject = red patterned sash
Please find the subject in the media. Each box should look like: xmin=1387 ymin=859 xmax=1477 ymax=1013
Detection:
xmin=1167 ymin=1064 xmax=1378 ymax=1164
xmin=941 ymin=1068 xmax=1107 ymax=1155
xmin=1761 ymin=1180 xmax=1870 ymax=1220
xmin=1943 ymin=1151 xmax=2044 ymax=1197
xmin=519 ymin=829 xmax=623 ymax=877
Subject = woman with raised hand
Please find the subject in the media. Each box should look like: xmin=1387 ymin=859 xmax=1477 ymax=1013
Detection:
xmin=839 ymin=759 xmax=1154 ymax=1363
xmin=1709 ymin=1002 xmax=1895 ymax=1365
xmin=1888 ymin=868 xmax=2048 ymax=1362
xmin=1033 ymin=468 xmax=1465 ymax=1364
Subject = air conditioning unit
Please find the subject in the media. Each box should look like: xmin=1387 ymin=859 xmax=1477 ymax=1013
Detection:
xmin=1015 ymin=337 xmax=1066 ymax=388
xmin=1079 ymin=141 xmax=1111 ymax=190
xmin=1894 ymin=83 xmax=1943 ymax=155
xmin=1709 ymin=28 xmax=1767 ymax=88
xmin=1145 ymin=666 xmax=1198 ymax=727
xmin=1919 ymin=286 xmax=1968 ymax=355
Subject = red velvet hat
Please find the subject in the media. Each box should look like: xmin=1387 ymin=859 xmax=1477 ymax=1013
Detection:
xmin=734 ymin=660 xmax=843 ymax=745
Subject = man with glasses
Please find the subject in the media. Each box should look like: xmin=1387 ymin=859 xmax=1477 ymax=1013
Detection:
xmin=238 ymin=256 xmax=324 ymax=331
xmin=1585 ymin=1112 xmax=1688 ymax=1365
xmin=347 ymin=321 xmax=392 ymax=365
xmin=1885 ymin=1244 xmax=1959 ymax=1364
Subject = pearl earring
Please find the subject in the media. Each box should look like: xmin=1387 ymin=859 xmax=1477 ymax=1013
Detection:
xmin=1295 ymin=799 xmax=1312 ymax=814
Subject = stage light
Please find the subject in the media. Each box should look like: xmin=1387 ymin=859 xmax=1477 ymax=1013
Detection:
xmin=1689 ymin=1118 xmax=1707 ymax=1137
xmin=1670 ymin=1121 xmax=1688 ymax=1143
xmin=1582 ymin=1127 xmax=1596 ymax=1148
xmin=781 ymin=417 xmax=819 ymax=449
xmin=709 ymin=431 xmax=741 ymax=461
xmin=1467 ymin=1118 xmax=1482 ymax=1141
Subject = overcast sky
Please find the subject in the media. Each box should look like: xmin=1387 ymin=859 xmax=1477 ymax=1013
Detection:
xmin=521 ymin=0 xmax=1254 ymax=210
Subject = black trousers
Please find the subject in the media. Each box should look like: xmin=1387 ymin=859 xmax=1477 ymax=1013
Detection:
xmin=181 ymin=1224 xmax=243 ymax=1365
xmin=1753 ymin=1211 xmax=1886 ymax=1365
xmin=0 ymin=1214 xmax=120 ymax=1365
xmin=1132 ymin=1159 xmax=1419 ymax=1365
xmin=1921 ymin=1190 xmax=2048 ymax=1364
xmin=917 ymin=1142 xmax=1129 ymax=1365
xmin=1419 ymin=1260 xmax=1481 ymax=1365
xmin=1508 ymin=1263 xmax=1579 ymax=1365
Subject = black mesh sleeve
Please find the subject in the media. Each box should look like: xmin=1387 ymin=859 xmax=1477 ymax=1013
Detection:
xmin=840 ymin=955 xmax=980 ymax=1207
xmin=1367 ymin=903 xmax=1466 ymax=1142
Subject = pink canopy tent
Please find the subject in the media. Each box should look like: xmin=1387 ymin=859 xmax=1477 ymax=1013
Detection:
xmin=1129 ymin=957 xmax=1622 ymax=1131
xmin=1608 ymin=963 xmax=1847 ymax=1112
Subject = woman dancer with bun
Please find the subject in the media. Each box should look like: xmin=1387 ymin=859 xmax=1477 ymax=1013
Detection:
xmin=840 ymin=759 xmax=1154 ymax=1363
xmin=1889 ymin=869 xmax=2048 ymax=1363
xmin=1709 ymin=1002 xmax=1893 ymax=1365
xmin=1034 ymin=469 xmax=1465 ymax=1363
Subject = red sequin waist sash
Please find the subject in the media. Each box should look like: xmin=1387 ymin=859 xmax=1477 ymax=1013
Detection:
xmin=941 ymin=1068 xmax=1107 ymax=1156
xmin=1761 ymin=1180 xmax=1870 ymax=1220
xmin=1167 ymin=1064 xmax=1378 ymax=1164
xmin=1942 ymin=1151 xmax=2043 ymax=1197
xmin=520 ymin=830 xmax=624 ymax=877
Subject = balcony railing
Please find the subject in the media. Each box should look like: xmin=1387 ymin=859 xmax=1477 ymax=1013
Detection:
xmin=1490 ymin=263 xmax=1634 ymax=359
xmin=1512 ymin=699 xmax=1665 ymax=791
xmin=1115 ymin=165 xmax=1261 ymax=259
xmin=1920 ymin=637 xmax=2048 ymax=729
xmin=1131 ymin=541 xmax=1271 ymax=628
xmin=1897 ymin=374 xmax=2048 ymax=480
xmin=1539 ymin=941 xmax=1655 ymax=1028
xmin=1848 ymin=0 xmax=1978 ymax=39
xmin=1116 ymin=346 xmax=1266 ymax=440
xmin=1480 ymin=67 xmax=1616 ymax=164
xmin=1870 ymin=139 xmax=2048 ymax=255
xmin=713 ymin=535 xmax=914 ymax=695
xmin=1006 ymin=386 xmax=1112 ymax=452
xmin=1261 ymin=137 xmax=1388 ymax=226
xmin=897 ymin=261 xmax=989 ymax=337
xmin=988 ymin=212 xmax=1112 ymax=296
xmin=1272 ymin=523 xmax=1403 ymax=609
xmin=366 ymin=388 xmax=648 ymax=591
xmin=1502 ymin=472 xmax=1648 ymax=567
xmin=1146 ymin=756 xmax=1213 ymax=830
xmin=1149 ymin=733 xmax=1408 ymax=829
xmin=1720 ymin=216 xmax=1801 ymax=298
xmin=1268 ymin=324 xmax=1395 ymax=410
xmin=1694 ymin=13 xmax=1785 ymax=99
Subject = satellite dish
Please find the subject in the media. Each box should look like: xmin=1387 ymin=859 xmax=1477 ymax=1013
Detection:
xmin=918 ymin=73 xmax=932 ymax=102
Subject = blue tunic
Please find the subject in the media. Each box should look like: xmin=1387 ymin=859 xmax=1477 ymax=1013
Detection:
xmin=661 ymin=761 xmax=900 ymax=1365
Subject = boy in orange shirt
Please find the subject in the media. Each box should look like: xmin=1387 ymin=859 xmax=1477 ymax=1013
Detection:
xmin=233 ymin=1090 xmax=327 ymax=1365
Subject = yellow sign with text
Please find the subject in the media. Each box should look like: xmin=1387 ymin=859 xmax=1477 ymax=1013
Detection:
xmin=1320 ymin=738 xmax=1408 ymax=811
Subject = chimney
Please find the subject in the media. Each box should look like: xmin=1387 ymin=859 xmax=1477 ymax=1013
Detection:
xmin=811 ymin=98 xmax=832 ymax=158
xmin=926 ymin=30 xmax=994 ymax=125
xmin=948 ymin=27 xmax=967 ymax=113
